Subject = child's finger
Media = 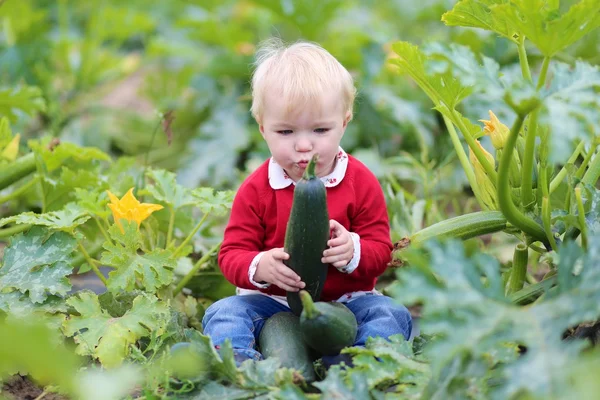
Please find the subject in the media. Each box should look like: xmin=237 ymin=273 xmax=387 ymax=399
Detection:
xmin=272 ymin=248 xmax=289 ymax=260
xmin=275 ymin=277 xmax=305 ymax=291
xmin=276 ymin=264 xmax=302 ymax=281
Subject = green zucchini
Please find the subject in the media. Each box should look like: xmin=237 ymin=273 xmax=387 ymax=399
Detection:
xmin=299 ymin=290 xmax=357 ymax=356
xmin=258 ymin=312 xmax=316 ymax=381
xmin=0 ymin=153 xmax=36 ymax=191
xmin=410 ymin=211 xmax=508 ymax=245
xmin=390 ymin=211 xmax=508 ymax=267
xmin=284 ymin=154 xmax=330 ymax=316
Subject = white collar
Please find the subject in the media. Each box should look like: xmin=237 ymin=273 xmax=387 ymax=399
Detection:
xmin=268 ymin=147 xmax=349 ymax=189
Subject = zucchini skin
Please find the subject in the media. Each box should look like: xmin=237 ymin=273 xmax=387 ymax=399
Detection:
xmin=258 ymin=312 xmax=316 ymax=381
xmin=284 ymin=155 xmax=330 ymax=316
xmin=299 ymin=291 xmax=357 ymax=356
xmin=410 ymin=211 xmax=508 ymax=245
xmin=0 ymin=153 xmax=36 ymax=191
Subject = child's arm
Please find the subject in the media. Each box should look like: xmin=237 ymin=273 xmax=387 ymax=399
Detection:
xmin=218 ymin=183 xmax=268 ymax=289
xmin=325 ymin=170 xmax=393 ymax=278
xmin=218 ymin=183 xmax=305 ymax=291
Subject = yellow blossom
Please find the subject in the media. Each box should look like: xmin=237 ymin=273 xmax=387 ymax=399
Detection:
xmin=469 ymin=141 xmax=498 ymax=210
xmin=480 ymin=110 xmax=510 ymax=150
xmin=107 ymin=188 xmax=163 ymax=231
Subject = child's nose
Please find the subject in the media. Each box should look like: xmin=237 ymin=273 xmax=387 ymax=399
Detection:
xmin=295 ymin=137 xmax=312 ymax=152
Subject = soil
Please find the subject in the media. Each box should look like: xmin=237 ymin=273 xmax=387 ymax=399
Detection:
xmin=1 ymin=375 xmax=68 ymax=400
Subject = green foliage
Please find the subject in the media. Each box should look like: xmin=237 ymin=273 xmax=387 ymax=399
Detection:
xmin=0 ymin=0 xmax=599 ymax=398
xmin=389 ymin=237 xmax=600 ymax=399
xmin=0 ymin=203 xmax=91 ymax=232
xmin=0 ymin=86 xmax=46 ymax=122
xmin=101 ymin=221 xmax=176 ymax=293
xmin=0 ymin=318 xmax=82 ymax=395
xmin=0 ymin=227 xmax=76 ymax=303
xmin=62 ymin=291 xmax=169 ymax=368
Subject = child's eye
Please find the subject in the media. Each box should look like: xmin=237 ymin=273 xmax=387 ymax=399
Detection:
xmin=314 ymin=128 xmax=330 ymax=133
xmin=277 ymin=130 xmax=293 ymax=135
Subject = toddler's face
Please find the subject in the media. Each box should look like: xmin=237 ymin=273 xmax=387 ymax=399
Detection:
xmin=259 ymin=90 xmax=350 ymax=182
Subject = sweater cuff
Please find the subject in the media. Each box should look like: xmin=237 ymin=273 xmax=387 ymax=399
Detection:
xmin=249 ymin=252 xmax=270 ymax=288
xmin=337 ymin=232 xmax=361 ymax=274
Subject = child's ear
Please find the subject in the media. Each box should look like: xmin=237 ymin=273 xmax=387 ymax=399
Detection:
xmin=259 ymin=125 xmax=265 ymax=136
xmin=343 ymin=112 xmax=352 ymax=128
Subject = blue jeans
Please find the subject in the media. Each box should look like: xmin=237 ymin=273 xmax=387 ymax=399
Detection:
xmin=202 ymin=294 xmax=412 ymax=361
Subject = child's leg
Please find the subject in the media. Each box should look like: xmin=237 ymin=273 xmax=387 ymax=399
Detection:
xmin=344 ymin=295 xmax=412 ymax=345
xmin=202 ymin=294 xmax=289 ymax=361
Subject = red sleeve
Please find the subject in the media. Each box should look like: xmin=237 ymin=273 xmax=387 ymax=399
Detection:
xmin=218 ymin=179 xmax=265 ymax=289
xmin=349 ymin=168 xmax=393 ymax=279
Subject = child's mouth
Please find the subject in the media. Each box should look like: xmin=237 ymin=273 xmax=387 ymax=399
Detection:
xmin=297 ymin=161 xmax=309 ymax=168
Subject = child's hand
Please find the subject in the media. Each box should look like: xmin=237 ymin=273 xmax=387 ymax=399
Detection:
xmin=254 ymin=248 xmax=306 ymax=292
xmin=322 ymin=219 xmax=354 ymax=268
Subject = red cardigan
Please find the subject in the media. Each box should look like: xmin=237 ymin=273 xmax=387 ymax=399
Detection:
xmin=218 ymin=155 xmax=393 ymax=302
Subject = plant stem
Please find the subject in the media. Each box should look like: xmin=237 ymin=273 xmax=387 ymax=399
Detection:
xmin=452 ymin=110 xmax=498 ymax=180
xmin=137 ymin=117 xmax=162 ymax=196
xmin=575 ymin=187 xmax=588 ymax=250
xmin=498 ymin=115 xmax=547 ymax=241
xmin=521 ymin=110 xmax=538 ymax=209
xmin=575 ymin=145 xmax=596 ymax=179
xmin=95 ymin=217 xmax=111 ymax=243
xmin=509 ymin=275 xmax=556 ymax=305
xmin=299 ymin=290 xmax=319 ymax=319
xmin=166 ymin=205 xmax=175 ymax=249
xmin=173 ymin=212 xmax=210 ymax=258
xmin=536 ymin=57 xmax=550 ymax=90
xmin=508 ymin=243 xmax=529 ymax=295
xmin=78 ymin=242 xmax=108 ymax=286
xmin=71 ymin=242 xmax=105 ymax=269
xmin=549 ymin=141 xmax=585 ymax=195
xmin=541 ymin=197 xmax=558 ymax=251
xmin=0 ymin=176 xmax=39 ymax=204
xmin=582 ymin=149 xmax=600 ymax=186
xmin=173 ymin=241 xmax=221 ymax=296
xmin=34 ymin=154 xmax=48 ymax=213
xmin=34 ymin=389 xmax=49 ymax=400
xmin=0 ymin=224 xmax=31 ymax=239
xmin=442 ymin=116 xmax=485 ymax=205
xmin=518 ymin=37 xmax=532 ymax=82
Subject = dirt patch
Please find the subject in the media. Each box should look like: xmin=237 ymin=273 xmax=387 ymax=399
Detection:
xmin=2 ymin=375 xmax=69 ymax=400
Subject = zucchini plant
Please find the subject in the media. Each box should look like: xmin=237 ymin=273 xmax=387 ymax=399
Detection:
xmin=389 ymin=0 xmax=600 ymax=300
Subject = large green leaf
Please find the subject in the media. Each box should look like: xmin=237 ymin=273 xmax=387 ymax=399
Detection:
xmin=62 ymin=291 xmax=169 ymax=368
xmin=28 ymin=138 xmax=111 ymax=173
xmin=388 ymin=238 xmax=600 ymax=399
xmin=390 ymin=41 xmax=473 ymax=111
xmin=0 ymin=202 xmax=91 ymax=232
xmin=74 ymin=187 xmax=111 ymax=219
xmin=441 ymin=0 xmax=516 ymax=42
xmin=43 ymin=167 xmax=107 ymax=212
xmin=177 ymin=92 xmax=250 ymax=187
xmin=145 ymin=168 xmax=197 ymax=209
xmin=540 ymin=61 xmax=600 ymax=163
xmin=0 ymin=291 xmax=67 ymax=317
xmin=0 ymin=227 xmax=76 ymax=303
xmin=315 ymin=335 xmax=431 ymax=397
xmin=0 ymin=85 xmax=46 ymax=122
xmin=100 ymin=221 xmax=176 ymax=293
xmin=494 ymin=0 xmax=600 ymax=57
xmin=192 ymin=187 xmax=234 ymax=215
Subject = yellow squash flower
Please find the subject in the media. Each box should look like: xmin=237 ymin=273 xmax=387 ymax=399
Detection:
xmin=469 ymin=141 xmax=498 ymax=210
xmin=480 ymin=110 xmax=510 ymax=150
xmin=107 ymin=188 xmax=163 ymax=231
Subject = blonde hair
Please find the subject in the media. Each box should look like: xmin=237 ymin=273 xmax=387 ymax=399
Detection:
xmin=250 ymin=38 xmax=356 ymax=124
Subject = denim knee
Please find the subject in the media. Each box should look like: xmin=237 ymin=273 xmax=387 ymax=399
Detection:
xmin=346 ymin=295 xmax=413 ymax=343
xmin=203 ymin=296 xmax=243 ymax=326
